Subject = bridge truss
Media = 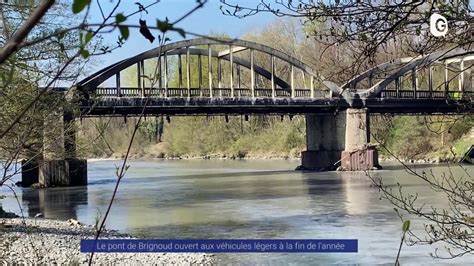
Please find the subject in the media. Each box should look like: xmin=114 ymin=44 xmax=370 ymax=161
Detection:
xmin=70 ymin=38 xmax=473 ymax=116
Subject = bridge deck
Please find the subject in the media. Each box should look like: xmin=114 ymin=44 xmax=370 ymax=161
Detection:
xmin=80 ymin=96 xmax=473 ymax=116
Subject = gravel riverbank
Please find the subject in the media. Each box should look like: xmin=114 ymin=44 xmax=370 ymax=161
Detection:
xmin=0 ymin=218 xmax=216 ymax=264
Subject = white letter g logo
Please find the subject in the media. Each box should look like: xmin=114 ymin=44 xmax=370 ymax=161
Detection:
xmin=430 ymin=13 xmax=448 ymax=37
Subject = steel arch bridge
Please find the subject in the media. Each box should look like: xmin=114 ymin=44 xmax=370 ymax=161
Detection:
xmin=71 ymin=38 xmax=473 ymax=116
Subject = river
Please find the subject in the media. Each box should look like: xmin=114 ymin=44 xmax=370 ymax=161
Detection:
xmin=1 ymin=160 xmax=472 ymax=264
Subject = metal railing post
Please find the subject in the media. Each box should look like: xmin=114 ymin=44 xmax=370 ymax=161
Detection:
xmin=230 ymin=44 xmax=234 ymax=97
xmin=208 ymin=45 xmax=213 ymax=98
xmin=157 ymin=57 xmax=162 ymax=97
xmin=459 ymin=59 xmax=464 ymax=92
xmin=186 ymin=46 xmax=191 ymax=98
xmin=250 ymin=49 xmax=255 ymax=98
xmin=237 ymin=65 xmax=241 ymax=93
xmin=178 ymin=54 xmax=183 ymax=90
xmin=137 ymin=61 xmax=143 ymax=97
xmin=411 ymin=68 xmax=417 ymax=99
xmin=428 ymin=66 xmax=433 ymax=99
xmin=198 ymin=54 xmax=202 ymax=96
xmin=164 ymin=52 xmax=168 ymax=98
xmin=271 ymin=55 xmax=275 ymax=98
xmin=395 ymin=77 xmax=400 ymax=98
xmin=290 ymin=65 xmax=295 ymax=98
xmin=218 ymin=58 xmax=222 ymax=97
xmin=444 ymin=61 xmax=449 ymax=97
xmin=116 ymin=72 xmax=121 ymax=97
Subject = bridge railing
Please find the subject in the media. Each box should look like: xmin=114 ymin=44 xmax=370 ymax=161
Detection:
xmin=93 ymin=87 xmax=473 ymax=100
xmin=93 ymin=87 xmax=331 ymax=99
xmin=381 ymin=89 xmax=473 ymax=99
xmin=86 ymin=87 xmax=472 ymax=101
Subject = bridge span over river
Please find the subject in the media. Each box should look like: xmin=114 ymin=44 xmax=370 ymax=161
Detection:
xmin=23 ymin=38 xmax=473 ymax=187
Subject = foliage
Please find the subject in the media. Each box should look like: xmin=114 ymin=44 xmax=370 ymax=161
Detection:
xmin=377 ymin=116 xmax=474 ymax=160
xmin=0 ymin=78 xmax=67 ymax=160
xmin=77 ymin=115 xmax=306 ymax=159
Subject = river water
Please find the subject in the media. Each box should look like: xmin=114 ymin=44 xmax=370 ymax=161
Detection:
xmin=1 ymin=160 xmax=472 ymax=264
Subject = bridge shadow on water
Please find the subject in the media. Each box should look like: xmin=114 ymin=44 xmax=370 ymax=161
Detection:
xmin=20 ymin=186 xmax=88 ymax=220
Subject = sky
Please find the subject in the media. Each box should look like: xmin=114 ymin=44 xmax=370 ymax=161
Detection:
xmin=88 ymin=0 xmax=275 ymax=72
xmin=86 ymin=0 xmax=474 ymax=73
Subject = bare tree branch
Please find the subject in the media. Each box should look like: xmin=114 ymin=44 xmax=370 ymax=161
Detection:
xmin=0 ymin=0 xmax=55 ymax=64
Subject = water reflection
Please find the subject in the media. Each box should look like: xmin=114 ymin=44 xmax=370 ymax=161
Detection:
xmin=105 ymin=169 xmax=310 ymax=236
xmin=340 ymin=171 xmax=372 ymax=216
xmin=21 ymin=186 xmax=88 ymax=220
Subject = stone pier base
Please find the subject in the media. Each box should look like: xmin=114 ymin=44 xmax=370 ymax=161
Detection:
xmin=39 ymin=159 xmax=87 ymax=187
xmin=341 ymin=148 xmax=380 ymax=171
xmin=20 ymin=109 xmax=86 ymax=187
xmin=21 ymin=159 xmax=40 ymax=187
xmin=298 ymin=113 xmax=346 ymax=171
xmin=21 ymin=159 xmax=87 ymax=187
xmin=300 ymin=150 xmax=341 ymax=171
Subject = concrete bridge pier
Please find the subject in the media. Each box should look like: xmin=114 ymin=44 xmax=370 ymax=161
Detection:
xmin=340 ymin=108 xmax=380 ymax=171
xmin=20 ymin=157 xmax=41 ymax=187
xmin=299 ymin=108 xmax=380 ymax=171
xmin=300 ymin=113 xmax=346 ymax=171
xmin=21 ymin=111 xmax=87 ymax=187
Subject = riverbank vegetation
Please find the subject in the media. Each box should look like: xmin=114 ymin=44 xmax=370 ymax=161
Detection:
xmin=76 ymin=114 xmax=473 ymax=162
xmin=78 ymin=115 xmax=306 ymax=159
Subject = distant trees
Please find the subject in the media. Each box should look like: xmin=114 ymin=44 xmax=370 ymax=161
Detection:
xmin=382 ymin=116 xmax=474 ymax=159
xmin=221 ymin=1 xmax=472 ymax=58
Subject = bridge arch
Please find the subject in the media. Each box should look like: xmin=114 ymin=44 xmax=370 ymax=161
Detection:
xmin=343 ymin=48 xmax=473 ymax=99
xmin=75 ymin=37 xmax=342 ymax=98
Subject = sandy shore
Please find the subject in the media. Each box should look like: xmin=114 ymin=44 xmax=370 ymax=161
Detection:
xmin=0 ymin=218 xmax=215 ymax=264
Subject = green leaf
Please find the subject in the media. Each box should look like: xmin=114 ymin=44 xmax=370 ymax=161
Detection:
xmin=84 ymin=31 xmax=94 ymax=45
xmin=402 ymin=220 xmax=411 ymax=232
xmin=119 ymin=26 xmax=129 ymax=40
xmin=80 ymin=49 xmax=90 ymax=59
xmin=115 ymin=13 xmax=127 ymax=24
xmin=72 ymin=0 xmax=91 ymax=14
xmin=157 ymin=19 xmax=172 ymax=33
